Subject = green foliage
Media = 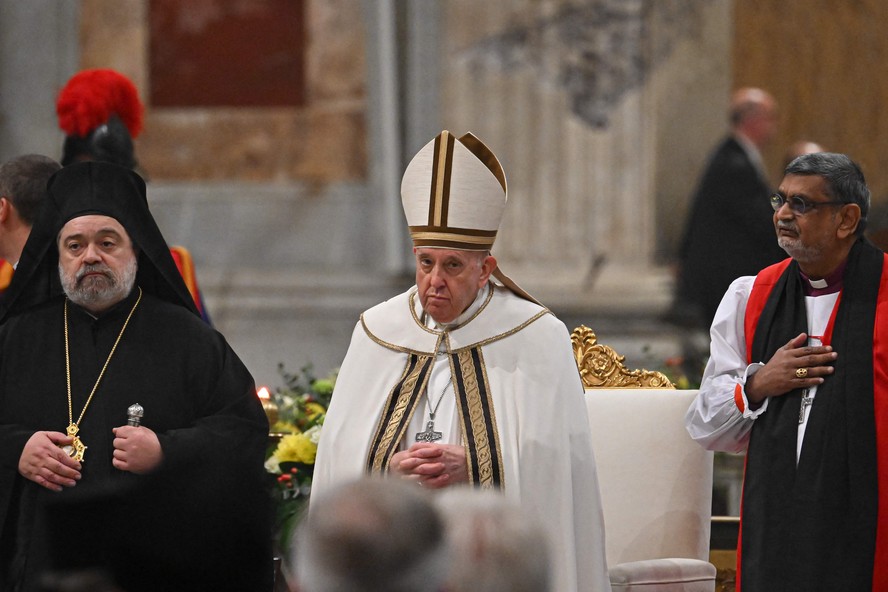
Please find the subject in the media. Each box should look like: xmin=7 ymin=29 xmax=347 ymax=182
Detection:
xmin=265 ymin=363 xmax=337 ymax=554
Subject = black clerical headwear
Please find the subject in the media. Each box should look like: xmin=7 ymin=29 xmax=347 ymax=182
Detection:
xmin=0 ymin=161 xmax=198 ymax=322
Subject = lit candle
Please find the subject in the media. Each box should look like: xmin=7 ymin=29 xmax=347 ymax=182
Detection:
xmin=257 ymin=386 xmax=278 ymax=425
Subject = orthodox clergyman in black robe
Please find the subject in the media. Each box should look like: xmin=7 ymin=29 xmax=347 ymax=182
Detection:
xmin=0 ymin=162 xmax=272 ymax=591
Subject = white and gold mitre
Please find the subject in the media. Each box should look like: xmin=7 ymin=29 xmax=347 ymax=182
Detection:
xmin=400 ymin=130 xmax=506 ymax=251
xmin=400 ymin=130 xmax=541 ymax=305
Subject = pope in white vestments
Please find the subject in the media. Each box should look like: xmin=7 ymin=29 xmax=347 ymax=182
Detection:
xmin=312 ymin=130 xmax=610 ymax=592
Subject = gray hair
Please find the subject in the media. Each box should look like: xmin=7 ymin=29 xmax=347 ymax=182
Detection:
xmin=436 ymin=488 xmax=552 ymax=592
xmin=290 ymin=477 xmax=448 ymax=592
xmin=784 ymin=152 xmax=870 ymax=235
xmin=0 ymin=154 xmax=61 ymax=225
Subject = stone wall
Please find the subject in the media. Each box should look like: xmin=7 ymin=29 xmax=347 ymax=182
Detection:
xmin=438 ymin=0 xmax=731 ymax=302
xmin=0 ymin=1 xmax=79 ymax=163
xmin=0 ymin=0 xmax=735 ymax=385
xmin=80 ymin=0 xmax=368 ymax=184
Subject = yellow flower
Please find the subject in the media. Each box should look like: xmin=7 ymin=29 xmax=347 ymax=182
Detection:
xmin=271 ymin=420 xmax=299 ymax=434
xmin=305 ymin=402 xmax=326 ymax=421
xmin=274 ymin=433 xmax=318 ymax=465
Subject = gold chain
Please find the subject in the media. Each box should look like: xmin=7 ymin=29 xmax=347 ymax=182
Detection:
xmin=65 ymin=288 xmax=143 ymax=429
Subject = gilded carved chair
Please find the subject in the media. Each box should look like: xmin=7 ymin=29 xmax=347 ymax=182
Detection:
xmin=572 ymin=325 xmax=716 ymax=592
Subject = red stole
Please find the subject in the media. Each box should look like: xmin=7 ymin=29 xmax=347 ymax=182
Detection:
xmin=739 ymin=251 xmax=888 ymax=590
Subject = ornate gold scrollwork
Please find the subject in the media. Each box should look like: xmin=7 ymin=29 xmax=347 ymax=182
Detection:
xmin=571 ymin=325 xmax=674 ymax=389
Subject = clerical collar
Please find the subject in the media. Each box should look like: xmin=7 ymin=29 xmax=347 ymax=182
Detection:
xmin=424 ymin=283 xmax=491 ymax=331
xmin=800 ymin=259 xmax=846 ymax=296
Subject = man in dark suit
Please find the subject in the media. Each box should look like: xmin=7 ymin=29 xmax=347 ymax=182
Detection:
xmin=673 ymin=87 xmax=785 ymax=331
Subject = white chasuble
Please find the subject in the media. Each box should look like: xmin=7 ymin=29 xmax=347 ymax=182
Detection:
xmin=313 ymin=283 xmax=611 ymax=592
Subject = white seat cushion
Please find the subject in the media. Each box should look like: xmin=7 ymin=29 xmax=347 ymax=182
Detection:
xmin=609 ymin=558 xmax=717 ymax=591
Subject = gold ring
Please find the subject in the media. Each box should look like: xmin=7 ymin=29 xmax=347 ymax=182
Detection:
xmin=795 ymin=367 xmax=808 ymax=379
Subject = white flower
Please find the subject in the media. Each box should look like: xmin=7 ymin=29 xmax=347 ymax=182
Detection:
xmin=304 ymin=425 xmax=322 ymax=445
xmin=265 ymin=455 xmax=281 ymax=474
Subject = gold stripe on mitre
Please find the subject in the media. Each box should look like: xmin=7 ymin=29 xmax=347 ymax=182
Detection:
xmin=457 ymin=132 xmax=506 ymax=193
xmin=409 ymin=226 xmax=497 ymax=251
xmin=429 ymin=131 xmax=455 ymax=227
xmin=401 ymin=130 xmax=541 ymax=305
xmin=402 ymin=130 xmax=507 ymax=251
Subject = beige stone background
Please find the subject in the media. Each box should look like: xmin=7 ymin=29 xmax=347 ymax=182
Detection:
xmin=3 ymin=0 xmax=888 ymax=388
xmin=78 ymin=0 xmax=888 ymax=257
xmin=8 ymin=0 xmax=888 ymax=197
xmin=2 ymin=3 xmax=888 ymax=563
xmin=80 ymin=0 xmax=368 ymax=184
xmin=3 ymin=5 xmax=886 ymax=581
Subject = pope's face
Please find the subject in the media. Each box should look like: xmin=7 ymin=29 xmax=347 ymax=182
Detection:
xmin=415 ymin=248 xmax=496 ymax=324
xmin=58 ymin=214 xmax=138 ymax=314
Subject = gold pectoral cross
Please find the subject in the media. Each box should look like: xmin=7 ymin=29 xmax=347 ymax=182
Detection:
xmin=61 ymin=423 xmax=87 ymax=462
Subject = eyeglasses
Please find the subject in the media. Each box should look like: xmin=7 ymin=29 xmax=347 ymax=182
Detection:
xmin=770 ymin=193 xmax=846 ymax=214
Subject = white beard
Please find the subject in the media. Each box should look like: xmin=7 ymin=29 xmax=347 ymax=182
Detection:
xmin=777 ymin=235 xmax=823 ymax=264
xmin=59 ymin=257 xmax=138 ymax=312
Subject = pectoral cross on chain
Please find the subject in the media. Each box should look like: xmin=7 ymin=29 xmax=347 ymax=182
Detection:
xmin=415 ymin=376 xmax=450 ymax=442
xmin=61 ymin=423 xmax=87 ymax=462
xmin=415 ymin=420 xmax=442 ymax=442
xmin=799 ymin=389 xmax=814 ymax=424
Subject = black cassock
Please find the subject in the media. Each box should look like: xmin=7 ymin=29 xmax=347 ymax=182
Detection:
xmin=0 ymin=288 xmax=272 ymax=591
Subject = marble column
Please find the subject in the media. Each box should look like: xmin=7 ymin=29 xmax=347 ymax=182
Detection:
xmin=436 ymin=0 xmax=731 ymax=312
xmin=0 ymin=0 xmax=79 ymax=163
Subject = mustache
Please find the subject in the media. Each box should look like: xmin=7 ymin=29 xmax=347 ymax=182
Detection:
xmin=76 ymin=264 xmax=114 ymax=284
xmin=776 ymin=220 xmax=798 ymax=232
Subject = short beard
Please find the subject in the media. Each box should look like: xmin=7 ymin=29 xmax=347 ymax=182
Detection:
xmin=776 ymin=221 xmax=824 ymax=263
xmin=59 ymin=257 xmax=138 ymax=313
xmin=778 ymin=236 xmax=822 ymax=263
